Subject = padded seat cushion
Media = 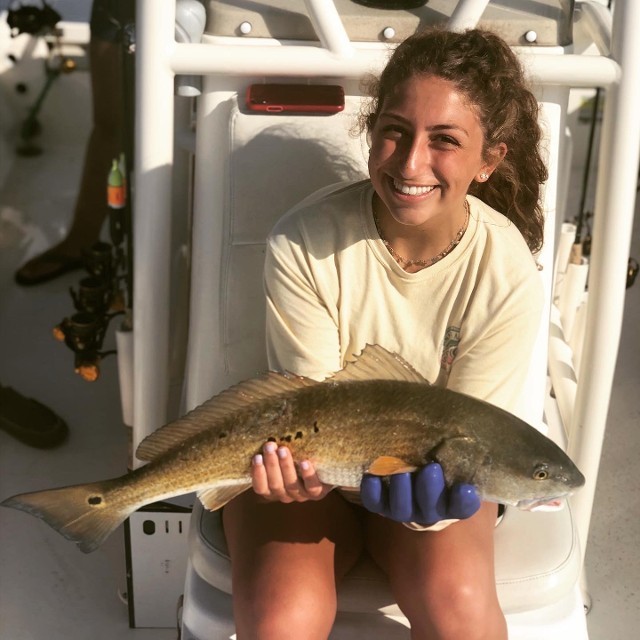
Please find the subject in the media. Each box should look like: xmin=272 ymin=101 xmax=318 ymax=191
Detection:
xmin=188 ymin=498 xmax=581 ymax=616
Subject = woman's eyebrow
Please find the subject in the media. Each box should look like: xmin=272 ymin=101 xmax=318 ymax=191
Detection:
xmin=379 ymin=112 xmax=469 ymax=136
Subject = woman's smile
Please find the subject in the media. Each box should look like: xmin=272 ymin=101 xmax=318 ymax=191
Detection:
xmin=392 ymin=179 xmax=438 ymax=198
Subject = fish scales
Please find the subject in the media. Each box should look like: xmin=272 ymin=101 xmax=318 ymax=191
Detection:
xmin=120 ymin=381 xmax=428 ymax=491
xmin=1 ymin=345 xmax=585 ymax=553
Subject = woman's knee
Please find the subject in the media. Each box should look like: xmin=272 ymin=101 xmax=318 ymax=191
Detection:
xmin=233 ymin=588 xmax=337 ymax=640
xmin=396 ymin=576 xmax=506 ymax=640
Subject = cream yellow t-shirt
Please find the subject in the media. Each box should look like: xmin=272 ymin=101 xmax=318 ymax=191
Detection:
xmin=265 ymin=180 xmax=543 ymax=419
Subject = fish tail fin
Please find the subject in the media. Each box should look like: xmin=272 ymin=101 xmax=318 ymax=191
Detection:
xmin=1 ymin=479 xmax=131 ymax=553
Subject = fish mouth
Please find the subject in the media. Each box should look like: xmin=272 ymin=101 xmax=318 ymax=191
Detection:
xmin=392 ymin=178 xmax=438 ymax=197
xmin=516 ymin=497 xmax=567 ymax=512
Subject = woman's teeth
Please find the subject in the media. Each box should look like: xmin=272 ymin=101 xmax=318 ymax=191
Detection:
xmin=393 ymin=180 xmax=435 ymax=196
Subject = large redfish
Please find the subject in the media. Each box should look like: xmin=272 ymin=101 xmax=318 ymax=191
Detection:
xmin=1 ymin=345 xmax=584 ymax=552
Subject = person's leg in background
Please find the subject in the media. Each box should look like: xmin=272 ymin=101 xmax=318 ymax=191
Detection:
xmin=15 ymin=0 xmax=131 ymax=286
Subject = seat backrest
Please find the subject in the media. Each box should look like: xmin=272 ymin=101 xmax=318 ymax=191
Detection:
xmin=226 ymin=98 xmax=368 ymax=372
xmin=183 ymin=93 xmax=369 ymax=405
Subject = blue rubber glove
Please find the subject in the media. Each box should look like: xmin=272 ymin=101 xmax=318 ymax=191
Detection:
xmin=360 ymin=462 xmax=481 ymax=525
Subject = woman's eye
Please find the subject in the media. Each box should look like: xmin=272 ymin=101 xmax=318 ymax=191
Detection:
xmin=382 ymin=125 xmax=406 ymax=139
xmin=433 ymin=135 xmax=460 ymax=148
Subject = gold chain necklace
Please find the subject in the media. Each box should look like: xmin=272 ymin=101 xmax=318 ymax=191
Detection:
xmin=373 ymin=199 xmax=470 ymax=270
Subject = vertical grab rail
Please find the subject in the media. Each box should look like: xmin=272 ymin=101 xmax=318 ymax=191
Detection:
xmin=568 ymin=0 xmax=640 ymax=565
xmin=132 ymin=0 xmax=177 ymax=466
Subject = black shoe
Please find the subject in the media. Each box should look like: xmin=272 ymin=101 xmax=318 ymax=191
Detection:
xmin=14 ymin=248 xmax=83 ymax=286
xmin=0 ymin=385 xmax=69 ymax=448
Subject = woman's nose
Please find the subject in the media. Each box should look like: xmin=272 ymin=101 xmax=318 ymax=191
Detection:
xmin=399 ymin=138 xmax=428 ymax=176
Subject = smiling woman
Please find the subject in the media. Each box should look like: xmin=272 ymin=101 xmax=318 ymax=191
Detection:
xmin=217 ymin=25 xmax=553 ymax=640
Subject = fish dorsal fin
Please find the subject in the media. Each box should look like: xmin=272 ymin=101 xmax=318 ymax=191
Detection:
xmin=136 ymin=345 xmax=425 ymax=462
xmin=135 ymin=371 xmax=318 ymax=462
xmin=368 ymin=456 xmax=418 ymax=475
xmin=329 ymin=344 xmax=428 ymax=384
xmin=197 ymin=482 xmax=252 ymax=511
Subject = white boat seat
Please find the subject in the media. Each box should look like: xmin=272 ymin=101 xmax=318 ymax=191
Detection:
xmin=180 ymin=61 xmax=583 ymax=635
xmin=188 ymin=498 xmax=581 ymax=616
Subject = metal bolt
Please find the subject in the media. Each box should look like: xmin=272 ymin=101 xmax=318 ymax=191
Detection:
xmin=239 ymin=21 xmax=252 ymax=35
xmin=524 ymin=30 xmax=538 ymax=44
xmin=382 ymin=26 xmax=396 ymax=40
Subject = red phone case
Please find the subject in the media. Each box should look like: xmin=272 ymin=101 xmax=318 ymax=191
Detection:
xmin=245 ymin=84 xmax=345 ymax=114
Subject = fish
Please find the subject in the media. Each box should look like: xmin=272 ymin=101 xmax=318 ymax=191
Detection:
xmin=1 ymin=345 xmax=584 ymax=553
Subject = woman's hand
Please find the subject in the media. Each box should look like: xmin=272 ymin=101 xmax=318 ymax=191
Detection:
xmin=251 ymin=442 xmax=333 ymax=503
xmin=360 ymin=462 xmax=481 ymax=526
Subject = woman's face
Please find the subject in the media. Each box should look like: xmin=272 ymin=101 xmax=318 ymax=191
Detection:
xmin=368 ymin=74 xmax=502 ymax=229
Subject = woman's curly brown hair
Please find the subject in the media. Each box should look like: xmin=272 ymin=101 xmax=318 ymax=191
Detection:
xmin=360 ymin=27 xmax=548 ymax=253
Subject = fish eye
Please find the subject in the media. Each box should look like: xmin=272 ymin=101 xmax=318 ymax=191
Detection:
xmin=533 ymin=464 xmax=549 ymax=481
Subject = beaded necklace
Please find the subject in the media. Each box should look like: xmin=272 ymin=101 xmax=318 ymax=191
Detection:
xmin=373 ymin=199 xmax=470 ymax=270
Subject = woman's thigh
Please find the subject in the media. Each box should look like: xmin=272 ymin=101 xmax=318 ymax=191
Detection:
xmin=365 ymin=502 xmax=507 ymax=640
xmin=223 ymin=490 xmax=363 ymax=639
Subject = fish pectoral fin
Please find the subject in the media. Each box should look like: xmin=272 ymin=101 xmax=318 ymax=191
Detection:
xmin=367 ymin=456 xmax=418 ymax=475
xmin=197 ymin=483 xmax=252 ymax=511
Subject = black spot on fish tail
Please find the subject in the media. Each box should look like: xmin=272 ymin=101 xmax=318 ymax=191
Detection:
xmin=1 ymin=479 xmax=132 ymax=553
xmin=295 ymin=431 xmax=303 ymax=440
xmin=313 ymin=422 xmax=320 ymax=433
xmin=267 ymin=437 xmax=277 ymax=442
xmin=281 ymin=435 xmax=293 ymax=443
xmin=218 ymin=432 xmax=227 ymax=439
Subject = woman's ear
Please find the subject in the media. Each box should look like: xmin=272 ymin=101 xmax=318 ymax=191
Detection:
xmin=476 ymin=142 xmax=507 ymax=182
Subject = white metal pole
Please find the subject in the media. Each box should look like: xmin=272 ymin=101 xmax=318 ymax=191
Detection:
xmin=169 ymin=39 xmax=620 ymax=87
xmin=558 ymin=260 xmax=589 ymax=341
xmin=554 ymin=222 xmax=578 ymax=298
xmin=517 ymin=50 xmax=619 ymax=88
xmin=132 ymin=0 xmax=176 ymax=464
xmin=576 ymin=0 xmax=612 ymax=55
xmin=170 ymin=40 xmax=388 ymax=78
xmin=448 ymin=0 xmax=490 ymax=31
xmin=569 ymin=0 xmax=640 ymax=564
xmin=303 ymin=0 xmax=354 ymax=57
xmin=548 ymin=307 xmax=578 ymax=437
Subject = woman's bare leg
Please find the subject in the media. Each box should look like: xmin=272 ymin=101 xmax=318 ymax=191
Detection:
xmin=365 ymin=502 xmax=507 ymax=640
xmin=223 ymin=490 xmax=363 ymax=640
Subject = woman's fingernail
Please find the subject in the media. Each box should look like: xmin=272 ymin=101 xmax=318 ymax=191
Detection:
xmin=264 ymin=442 xmax=277 ymax=454
xmin=253 ymin=454 xmax=263 ymax=466
xmin=300 ymin=460 xmax=310 ymax=471
xmin=277 ymin=447 xmax=287 ymax=460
